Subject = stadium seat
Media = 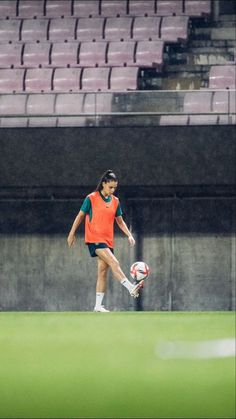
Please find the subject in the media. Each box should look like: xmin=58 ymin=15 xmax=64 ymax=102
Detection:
xmin=73 ymin=0 xmax=100 ymax=18
xmin=53 ymin=68 xmax=82 ymax=91
xmin=0 ymin=94 xmax=27 ymax=115
xmin=184 ymin=1 xmax=211 ymax=16
xmin=25 ymin=68 xmax=53 ymax=92
xmin=135 ymin=41 xmax=164 ymax=66
xmin=110 ymin=67 xmax=138 ymax=90
xmin=209 ymin=65 xmax=236 ymax=89
xmin=21 ymin=19 xmax=49 ymax=42
xmin=101 ymin=1 xmax=128 ymax=17
xmin=0 ymin=44 xmax=23 ymax=68
xmin=156 ymin=1 xmax=183 ymax=16
xmin=50 ymin=42 xmax=79 ymax=67
xmin=76 ymin=18 xmax=105 ymax=41
xmin=78 ymin=42 xmax=107 ymax=67
xmin=83 ymin=92 xmax=112 ymax=114
xmin=45 ymin=0 xmax=72 ymax=18
xmin=212 ymin=91 xmax=229 ymax=113
xmin=161 ymin=16 xmax=189 ymax=42
xmin=105 ymin=17 xmax=133 ymax=41
xmin=49 ymin=18 xmax=76 ymax=42
xmin=0 ymin=20 xmax=21 ymax=43
xmin=107 ymin=41 xmax=135 ymax=66
xmin=26 ymin=93 xmax=56 ymax=115
xmin=0 ymin=1 xmax=17 ymax=19
xmin=22 ymin=43 xmax=51 ymax=67
xmin=184 ymin=91 xmax=212 ymax=113
xmin=55 ymin=92 xmax=86 ymax=126
xmin=0 ymin=69 xmax=25 ymax=92
xmin=132 ymin=17 xmax=161 ymax=40
xmin=128 ymin=1 xmax=155 ymax=16
xmin=18 ymin=0 xmax=44 ymax=18
xmin=81 ymin=67 xmax=110 ymax=91
xmin=159 ymin=115 xmax=189 ymax=125
xmin=28 ymin=117 xmax=57 ymax=127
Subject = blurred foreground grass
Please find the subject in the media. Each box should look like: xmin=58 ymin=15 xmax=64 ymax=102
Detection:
xmin=0 ymin=312 xmax=235 ymax=419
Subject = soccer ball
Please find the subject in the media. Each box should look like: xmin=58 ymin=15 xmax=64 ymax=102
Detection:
xmin=130 ymin=261 xmax=150 ymax=282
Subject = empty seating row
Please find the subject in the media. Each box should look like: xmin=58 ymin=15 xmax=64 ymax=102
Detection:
xmin=0 ymin=41 xmax=164 ymax=68
xmin=0 ymin=1 xmax=211 ymax=19
xmin=0 ymin=16 xmax=189 ymax=43
xmin=0 ymin=67 xmax=139 ymax=92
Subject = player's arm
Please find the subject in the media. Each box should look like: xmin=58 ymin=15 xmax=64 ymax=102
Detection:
xmin=115 ymin=216 xmax=135 ymax=246
xmin=67 ymin=210 xmax=85 ymax=247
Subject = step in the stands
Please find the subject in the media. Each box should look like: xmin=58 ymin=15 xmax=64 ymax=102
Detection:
xmin=217 ymin=14 xmax=236 ymax=22
xmin=190 ymin=39 xmax=236 ymax=48
xmin=187 ymin=52 xmax=234 ymax=65
xmin=211 ymin=27 xmax=236 ymax=40
xmin=164 ymin=64 xmax=210 ymax=74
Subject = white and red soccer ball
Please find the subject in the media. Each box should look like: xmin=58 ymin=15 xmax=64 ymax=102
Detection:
xmin=130 ymin=261 xmax=150 ymax=282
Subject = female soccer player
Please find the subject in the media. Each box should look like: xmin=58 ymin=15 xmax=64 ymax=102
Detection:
xmin=67 ymin=170 xmax=144 ymax=312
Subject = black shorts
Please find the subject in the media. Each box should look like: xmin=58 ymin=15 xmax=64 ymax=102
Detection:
xmin=87 ymin=243 xmax=114 ymax=258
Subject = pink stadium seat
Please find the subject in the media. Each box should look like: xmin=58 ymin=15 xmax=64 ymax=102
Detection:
xmin=73 ymin=1 xmax=100 ymax=18
xmin=53 ymin=68 xmax=82 ymax=91
xmin=0 ymin=20 xmax=21 ymax=43
xmin=0 ymin=69 xmax=25 ymax=92
xmin=26 ymin=93 xmax=56 ymax=115
xmin=184 ymin=1 xmax=211 ymax=16
xmin=101 ymin=1 xmax=128 ymax=17
xmin=45 ymin=0 xmax=72 ymax=17
xmin=212 ymin=91 xmax=229 ymax=113
xmin=82 ymin=67 xmax=110 ymax=91
xmin=0 ymin=1 xmax=17 ymax=18
xmin=156 ymin=1 xmax=183 ymax=16
xmin=105 ymin=17 xmax=133 ymax=41
xmin=0 ymin=94 xmax=27 ymax=115
xmin=25 ymin=68 xmax=53 ymax=92
xmin=18 ymin=0 xmax=44 ymax=18
xmin=55 ymin=92 xmax=86 ymax=126
xmin=107 ymin=41 xmax=135 ymax=66
xmin=209 ymin=65 xmax=236 ymax=89
xmin=49 ymin=18 xmax=76 ymax=42
xmin=51 ymin=42 xmax=79 ymax=67
xmin=129 ymin=1 xmax=155 ymax=16
xmin=132 ymin=17 xmax=161 ymax=40
xmin=21 ymin=19 xmax=49 ymax=42
xmin=135 ymin=41 xmax=164 ymax=66
xmin=23 ymin=43 xmax=51 ymax=67
xmin=159 ymin=115 xmax=189 ymax=125
xmin=28 ymin=117 xmax=57 ymax=127
xmin=83 ymin=92 xmax=112 ymax=114
xmin=161 ymin=16 xmax=189 ymax=42
xmin=0 ymin=44 xmax=23 ymax=68
xmin=78 ymin=42 xmax=107 ymax=67
xmin=76 ymin=18 xmax=105 ymax=41
xmin=110 ymin=67 xmax=138 ymax=90
xmin=184 ymin=91 xmax=212 ymax=113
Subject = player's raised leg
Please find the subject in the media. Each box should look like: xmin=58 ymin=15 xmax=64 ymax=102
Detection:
xmin=95 ymin=248 xmax=144 ymax=298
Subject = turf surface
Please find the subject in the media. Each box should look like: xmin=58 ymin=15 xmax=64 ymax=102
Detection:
xmin=0 ymin=312 xmax=235 ymax=419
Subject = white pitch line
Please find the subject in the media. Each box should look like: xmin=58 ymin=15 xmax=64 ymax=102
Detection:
xmin=156 ymin=338 xmax=236 ymax=359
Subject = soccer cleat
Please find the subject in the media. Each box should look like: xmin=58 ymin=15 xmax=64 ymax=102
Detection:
xmin=94 ymin=305 xmax=110 ymax=312
xmin=130 ymin=280 xmax=144 ymax=298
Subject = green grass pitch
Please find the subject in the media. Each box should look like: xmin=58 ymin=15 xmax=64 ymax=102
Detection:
xmin=0 ymin=312 xmax=235 ymax=419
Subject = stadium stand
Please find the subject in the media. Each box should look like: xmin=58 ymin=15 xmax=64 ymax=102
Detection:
xmin=0 ymin=0 xmax=235 ymax=127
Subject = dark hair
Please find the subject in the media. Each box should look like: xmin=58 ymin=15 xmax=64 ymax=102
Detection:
xmin=96 ymin=170 xmax=118 ymax=191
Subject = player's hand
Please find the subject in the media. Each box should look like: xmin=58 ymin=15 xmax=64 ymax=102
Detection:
xmin=128 ymin=235 xmax=135 ymax=246
xmin=67 ymin=233 xmax=76 ymax=248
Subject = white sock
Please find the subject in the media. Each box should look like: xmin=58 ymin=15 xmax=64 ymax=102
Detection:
xmin=120 ymin=278 xmax=134 ymax=292
xmin=95 ymin=292 xmax=105 ymax=308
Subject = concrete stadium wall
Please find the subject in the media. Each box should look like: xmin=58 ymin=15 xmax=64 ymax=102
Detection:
xmin=0 ymin=125 xmax=235 ymax=311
